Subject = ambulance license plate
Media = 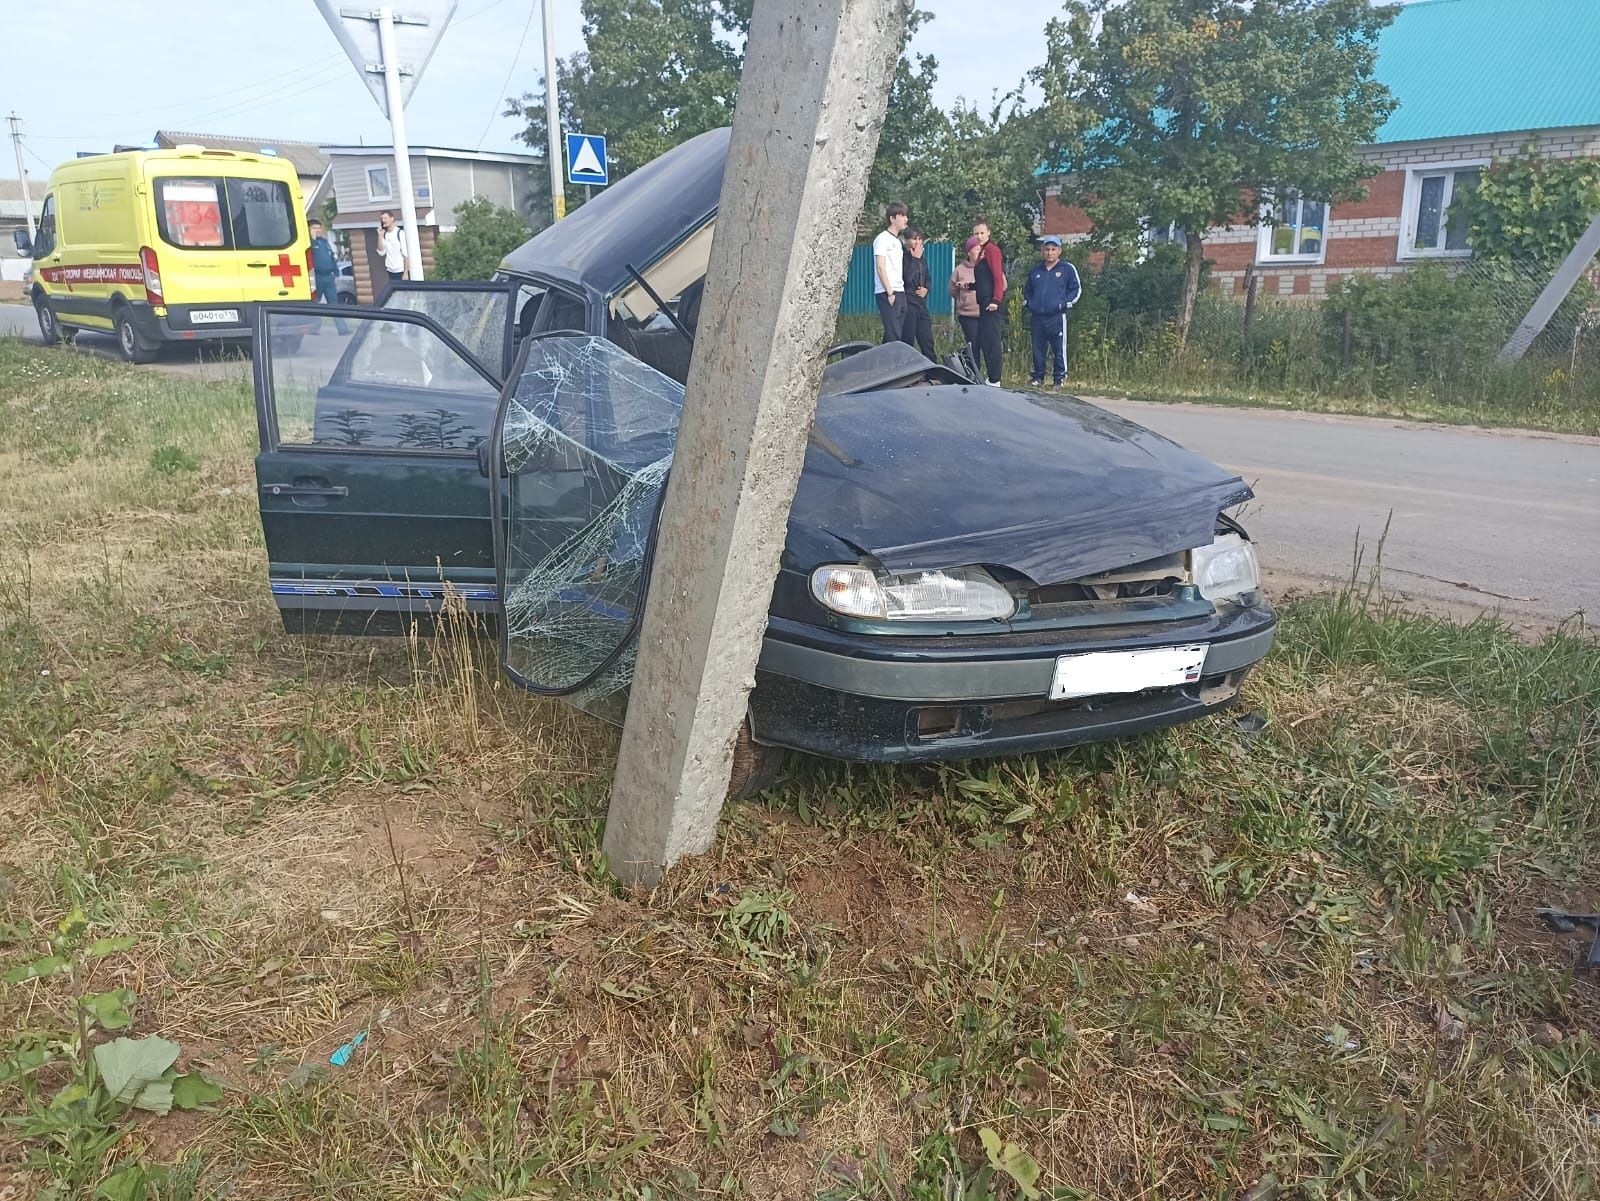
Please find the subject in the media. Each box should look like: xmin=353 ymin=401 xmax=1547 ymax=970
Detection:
xmin=190 ymin=309 xmax=239 ymax=325
xmin=1049 ymin=644 xmax=1208 ymax=700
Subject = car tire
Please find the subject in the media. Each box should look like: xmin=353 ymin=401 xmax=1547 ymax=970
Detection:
xmin=726 ymin=720 xmax=786 ymax=801
xmin=338 ymin=293 xmax=357 ymax=305
xmin=34 ymin=296 xmax=63 ymax=345
xmin=114 ymin=306 xmax=156 ymax=364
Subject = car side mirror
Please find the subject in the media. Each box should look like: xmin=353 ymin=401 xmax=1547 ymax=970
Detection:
xmin=12 ymin=229 xmax=32 ymax=257
xmin=476 ymin=440 xmax=495 ymax=478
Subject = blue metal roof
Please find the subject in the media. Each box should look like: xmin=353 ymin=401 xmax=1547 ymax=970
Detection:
xmin=1375 ymin=0 xmax=1600 ymax=143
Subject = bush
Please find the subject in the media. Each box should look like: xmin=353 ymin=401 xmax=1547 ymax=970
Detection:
xmin=1321 ymin=264 xmax=1505 ymax=388
xmin=432 ymin=197 xmax=532 ymax=281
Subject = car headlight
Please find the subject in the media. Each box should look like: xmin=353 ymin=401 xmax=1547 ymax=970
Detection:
xmin=810 ymin=564 xmax=1016 ymax=622
xmin=1191 ymin=534 xmax=1260 ymax=602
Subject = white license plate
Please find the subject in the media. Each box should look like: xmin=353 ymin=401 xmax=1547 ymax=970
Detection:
xmin=189 ymin=309 xmax=239 ymax=325
xmin=1049 ymin=644 xmax=1208 ymax=700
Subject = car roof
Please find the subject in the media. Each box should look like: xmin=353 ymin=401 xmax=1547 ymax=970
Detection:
xmin=499 ymin=126 xmax=730 ymax=298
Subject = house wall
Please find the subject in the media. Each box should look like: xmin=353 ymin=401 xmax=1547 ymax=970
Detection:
xmin=427 ymin=160 xmax=535 ymax=224
xmin=328 ymin=154 xmax=435 ymax=214
xmin=1042 ymin=124 xmax=1600 ymax=298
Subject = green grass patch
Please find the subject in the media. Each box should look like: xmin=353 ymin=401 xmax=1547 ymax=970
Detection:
xmin=1 ymin=337 xmax=1597 ymax=1199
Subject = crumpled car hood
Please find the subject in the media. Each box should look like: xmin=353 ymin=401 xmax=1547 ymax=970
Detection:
xmin=790 ymin=383 xmax=1252 ymax=585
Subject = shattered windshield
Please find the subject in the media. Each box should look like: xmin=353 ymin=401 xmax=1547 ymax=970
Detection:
xmin=499 ymin=335 xmax=684 ymax=719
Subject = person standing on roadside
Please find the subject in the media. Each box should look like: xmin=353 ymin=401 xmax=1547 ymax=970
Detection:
xmin=873 ymin=202 xmax=910 ymax=344
xmin=899 ymin=226 xmax=935 ymax=360
xmin=307 ymin=218 xmax=349 ymax=335
xmin=971 ymin=218 xmax=1006 ymax=385
xmin=1023 ymin=235 xmax=1080 ymax=387
xmin=950 ymin=236 xmax=981 ymax=364
xmin=377 ymin=210 xmax=408 ymax=288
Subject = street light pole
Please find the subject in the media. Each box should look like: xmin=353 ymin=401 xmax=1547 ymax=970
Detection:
xmin=376 ymin=7 xmax=426 ymax=281
xmin=7 ymin=113 xmax=36 ymax=242
xmin=542 ymin=0 xmax=564 ymax=222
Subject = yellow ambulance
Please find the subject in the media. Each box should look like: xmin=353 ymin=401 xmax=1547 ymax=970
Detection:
xmin=19 ymin=145 xmax=314 ymax=362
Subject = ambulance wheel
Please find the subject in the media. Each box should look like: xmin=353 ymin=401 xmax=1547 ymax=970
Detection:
xmin=34 ymin=297 xmax=63 ymax=346
xmin=726 ymin=720 xmax=786 ymax=801
xmin=114 ymin=307 xmax=156 ymax=364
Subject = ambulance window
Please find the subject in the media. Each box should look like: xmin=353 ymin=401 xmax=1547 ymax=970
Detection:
xmin=227 ymin=178 xmax=295 ymax=250
xmin=156 ymin=179 xmax=227 ymax=248
xmin=33 ymin=196 xmax=57 ymax=258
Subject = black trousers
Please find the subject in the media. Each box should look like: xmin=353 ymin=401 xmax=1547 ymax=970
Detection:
xmin=899 ymin=302 xmax=934 ymax=360
xmin=876 ymin=291 xmax=905 ymax=343
xmin=975 ymin=308 xmax=1004 ymax=383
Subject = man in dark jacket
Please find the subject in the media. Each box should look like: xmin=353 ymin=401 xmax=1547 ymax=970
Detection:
xmin=899 ymin=227 xmax=935 ymax=360
xmin=1022 ymin=235 xmax=1081 ymax=387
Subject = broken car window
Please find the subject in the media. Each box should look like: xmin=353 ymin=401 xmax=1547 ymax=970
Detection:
xmin=499 ymin=335 xmax=684 ymax=719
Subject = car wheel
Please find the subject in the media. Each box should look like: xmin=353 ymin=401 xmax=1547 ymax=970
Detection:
xmin=114 ymin=307 xmax=156 ymax=364
xmin=726 ymin=720 xmax=786 ymax=801
xmin=338 ymin=293 xmax=357 ymax=305
xmin=34 ymin=297 xmax=62 ymax=345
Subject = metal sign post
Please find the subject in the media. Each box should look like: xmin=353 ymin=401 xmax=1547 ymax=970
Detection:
xmin=315 ymin=0 xmax=456 ymax=281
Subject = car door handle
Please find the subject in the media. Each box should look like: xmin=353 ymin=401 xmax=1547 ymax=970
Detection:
xmin=246 ymin=261 xmax=269 ymax=268
xmin=262 ymin=483 xmax=349 ymax=498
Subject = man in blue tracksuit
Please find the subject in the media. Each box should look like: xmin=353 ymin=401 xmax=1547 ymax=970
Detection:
xmin=1022 ymin=234 xmax=1081 ymax=387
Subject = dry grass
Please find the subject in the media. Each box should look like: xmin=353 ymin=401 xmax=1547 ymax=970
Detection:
xmin=1 ymin=335 xmax=1598 ymax=1200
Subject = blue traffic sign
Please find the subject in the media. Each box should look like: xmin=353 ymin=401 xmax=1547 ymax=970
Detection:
xmin=565 ymin=132 xmax=608 ymax=186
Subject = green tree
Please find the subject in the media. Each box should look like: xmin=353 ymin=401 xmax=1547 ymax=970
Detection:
xmin=432 ymin=197 xmax=532 ymax=281
xmin=1047 ymin=0 xmax=1398 ymax=338
xmin=504 ymin=0 xmax=751 ymax=215
xmin=1450 ymin=145 xmax=1600 ymax=267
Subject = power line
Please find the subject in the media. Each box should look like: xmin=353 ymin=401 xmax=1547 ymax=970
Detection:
xmin=476 ymin=0 xmax=540 ymax=150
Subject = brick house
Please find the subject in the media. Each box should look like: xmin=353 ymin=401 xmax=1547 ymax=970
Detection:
xmin=1041 ymin=0 xmax=1600 ymax=299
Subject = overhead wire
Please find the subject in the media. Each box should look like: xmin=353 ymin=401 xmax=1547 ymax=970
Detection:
xmin=475 ymin=0 xmax=541 ymax=149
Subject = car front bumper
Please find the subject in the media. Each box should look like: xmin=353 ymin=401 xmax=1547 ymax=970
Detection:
xmin=748 ymin=600 xmax=1276 ymax=763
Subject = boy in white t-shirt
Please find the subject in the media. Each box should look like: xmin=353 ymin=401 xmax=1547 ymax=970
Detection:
xmin=872 ymin=201 xmax=909 ymax=343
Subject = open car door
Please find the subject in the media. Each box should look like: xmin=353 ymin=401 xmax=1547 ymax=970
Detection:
xmin=490 ymin=334 xmax=684 ymax=721
xmin=253 ymin=302 xmax=505 ymax=633
xmin=377 ymin=279 xmax=525 ymax=382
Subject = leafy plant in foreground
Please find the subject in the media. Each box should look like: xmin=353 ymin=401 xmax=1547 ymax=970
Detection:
xmin=1 ymin=908 xmax=221 ymax=1196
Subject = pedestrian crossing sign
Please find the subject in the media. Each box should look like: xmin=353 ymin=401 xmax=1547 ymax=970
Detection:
xmin=565 ymin=133 xmax=608 ymax=186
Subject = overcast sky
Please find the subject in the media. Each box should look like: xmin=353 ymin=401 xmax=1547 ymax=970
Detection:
xmin=5 ymin=0 xmax=1047 ymax=170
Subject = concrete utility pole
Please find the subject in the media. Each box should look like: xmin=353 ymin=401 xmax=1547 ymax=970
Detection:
xmin=601 ymin=0 xmax=911 ymax=886
xmin=542 ymin=0 xmax=564 ymax=222
xmin=1497 ymin=210 xmax=1600 ymax=363
xmin=375 ymin=8 xmax=427 ymax=280
xmin=7 ymin=113 xmax=35 ymax=242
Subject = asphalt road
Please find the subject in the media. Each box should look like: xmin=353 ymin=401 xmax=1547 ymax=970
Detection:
xmin=4 ymin=301 xmax=1596 ymax=624
xmin=1093 ymin=397 xmax=1598 ymax=626
xmin=0 ymin=300 xmax=250 ymax=381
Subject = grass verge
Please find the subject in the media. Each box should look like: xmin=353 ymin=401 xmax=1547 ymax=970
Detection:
xmin=2 ymin=335 xmax=1598 ymax=1200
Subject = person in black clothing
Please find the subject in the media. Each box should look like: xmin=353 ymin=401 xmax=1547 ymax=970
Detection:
xmin=898 ymin=227 xmax=935 ymax=360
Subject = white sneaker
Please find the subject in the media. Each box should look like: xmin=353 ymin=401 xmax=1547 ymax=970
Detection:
xmin=985 ymin=379 xmax=1001 ymax=387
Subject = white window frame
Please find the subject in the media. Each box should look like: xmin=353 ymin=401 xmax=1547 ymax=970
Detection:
xmin=1256 ymin=190 xmax=1329 ymax=265
xmin=1398 ymin=158 xmax=1486 ymax=260
xmin=365 ymin=163 xmax=393 ymax=203
xmin=1141 ymin=219 xmax=1188 ymax=258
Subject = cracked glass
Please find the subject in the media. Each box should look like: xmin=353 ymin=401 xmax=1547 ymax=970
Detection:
xmin=499 ymin=335 xmax=684 ymax=719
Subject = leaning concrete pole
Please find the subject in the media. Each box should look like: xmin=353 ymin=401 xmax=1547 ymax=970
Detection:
xmin=602 ymin=0 xmax=910 ymax=886
xmin=1497 ymin=210 xmax=1600 ymax=363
